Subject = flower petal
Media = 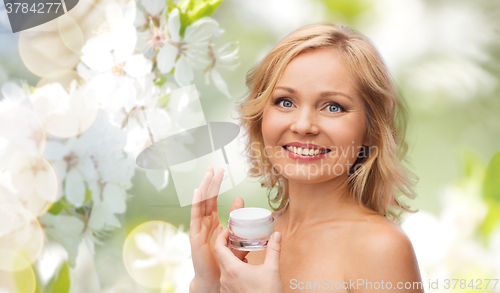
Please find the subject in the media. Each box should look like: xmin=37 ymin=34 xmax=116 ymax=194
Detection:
xmin=102 ymin=183 xmax=127 ymax=213
xmin=43 ymin=141 xmax=68 ymax=160
xmin=87 ymin=202 xmax=121 ymax=230
xmin=134 ymin=232 xmax=161 ymax=255
xmin=124 ymin=54 xmax=153 ymax=78
xmin=157 ymin=44 xmax=178 ymax=74
xmin=113 ymin=25 xmax=138 ymax=63
xmin=1 ymin=82 xmax=28 ymax=104
xmin=184 ymin=17 xmax=219 ymax=44
xmin=81 ymin=35 xmax=114 ymax=72
xmin=211 ymin=69 xmax=231 ymax=99
xmin=122 ymin=0 xmax=137 ymax=26
xmin=145 ymin=169 xmax=169 ymax=191
xmin=141 ymin=0 xmax=165 ymax=16
xmin=64 ymin=168 xmax=85 ymax=207
xmin=168 ymin=8 xmax=181 ymax=43
xmin=133 ymin=257 xmax=160 ymax=269
xmin=174 ymin=56 xmax=194 ymax=86
xmin=77 ymin=156 xmax=98 ymax=180
xmin=39 ymin=213 xmax=85 ymax=267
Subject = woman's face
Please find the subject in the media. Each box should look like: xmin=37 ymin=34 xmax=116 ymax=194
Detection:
xmin=261 ymin=47 xmax=370 ymax=183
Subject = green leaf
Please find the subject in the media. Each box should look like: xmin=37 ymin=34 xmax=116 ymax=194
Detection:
xmin=14 ymin=259 xmax=36 ymax=293
xmin=174 ymin=0 xmax=223 ymax=36
xmin=483 ymin=151 xmax=500 ymax=203
xmin=166 ymin=0 xmax=178 ymax=12
xmin=48 ymin=197 xmax=75 ymax=215
xmin=48 ymin=201 xmax=63 ymax=215
xmin=33 ymin=263 xmax=45 ymax=293
xmin=45 ymin=262 xmax=70 ymax=293
xmin=84 ymin=188 xmax=92 ymax=204
xmin=177 ymin=0 xmax=194 ymax=14
xmin=179 ymin=10 xmax=191 ymax=37
xmin=318 ymin=0 xmax=372 ymax=23
xmin=189 ymin=0 xmax=222 ymax=23
xmin=154 ymin=75 xmax=167 ymax=86
xmin=479 ymin=200 xmax=500 ymax=238
xmin=461 ymin=150 xmax=485 ymax=179
xmin=158 ymin=93 xmax=171 ymax=108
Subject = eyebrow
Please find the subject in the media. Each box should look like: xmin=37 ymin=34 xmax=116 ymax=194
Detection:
xmin=274 ymin=86 xmax=353 ymax=101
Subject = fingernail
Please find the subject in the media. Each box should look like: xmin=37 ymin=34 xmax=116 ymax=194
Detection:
xmin=274 ymin=232 xmax=281 ymax=244
xmin=223 ymin=172 xmax=228 ymax=181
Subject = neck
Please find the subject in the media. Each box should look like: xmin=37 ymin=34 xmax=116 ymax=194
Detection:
xmin=280 ymin=173 xmax=360 ymax=234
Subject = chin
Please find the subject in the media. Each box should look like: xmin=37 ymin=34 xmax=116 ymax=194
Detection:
xmin=275 ymin=164 xmax=337 ymax=183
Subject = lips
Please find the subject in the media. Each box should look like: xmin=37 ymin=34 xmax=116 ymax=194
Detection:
xmin=281 ymin=142 xmax=332 ymax=162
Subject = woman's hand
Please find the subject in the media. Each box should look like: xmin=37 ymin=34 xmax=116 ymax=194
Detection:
xmin=189 ymin=166 xmax=249 ymax=293
xmin=214 ymin=228 xmax=284 ymax=293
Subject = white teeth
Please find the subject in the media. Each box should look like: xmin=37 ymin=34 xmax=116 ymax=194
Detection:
xmin=285 ymin=146 xmax=328 ymax=156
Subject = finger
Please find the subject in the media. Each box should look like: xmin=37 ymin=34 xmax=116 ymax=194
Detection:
xmin=190 ymin=189 xmax=202 ymax=233
xmin=231 ymin=248 xmax=250 ymax=262
xmin=263 ymin=232 xmax=282 ymax=270
xmin=199 ymin=167 xmax=214 ymax=216
xmin=205 ymin=168 xmax=222 ymax=215
xmin=228 ymin=197 xmax=247 ymax=261
xmin=243 ymin=258 xmax=248 ymax=264
xmin=214 ymin=228 xmax=241 ymax=268
xmin=229 ymin=197 xmax=244 ymax=213
xmin=205 ymin=167 xmax=225 ymax=213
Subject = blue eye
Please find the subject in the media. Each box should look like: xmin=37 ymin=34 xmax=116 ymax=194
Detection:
xmin=274 ymin=97 xmax=293 ymax=108
xmin=328 ymin=104 xmax=339 ymax=112
xmin=281 ymin=100 xmax=293 ymax=108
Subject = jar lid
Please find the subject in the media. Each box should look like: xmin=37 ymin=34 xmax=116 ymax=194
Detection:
xmin=229 ymin=207 xmax=273 ymax=226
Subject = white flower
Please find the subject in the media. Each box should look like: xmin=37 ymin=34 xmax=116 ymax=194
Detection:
xmin=30 ymin=81 xmax=98 ymax=138
xmin=157 ymin=8 xmax=218 ymax=86
xmin=79 ymin=1 xmax=154 ymax=113
xmin=133 ymin=226 xmax=190 ymax=267
xmin=132 ymin=223 xmax=193 ymax=292
xmin=141 ymin=0 xmax=166 ymax=17
xmin=39 ymin=213 xmax=97 ymax=267
xmin=136 ymin=0 xmax=168 ymax=55
xmin=0 ymin=95 xmax=46 ymax=155
xmin=204 ymin=41 xmax=240 ymax=99
xmin=402 ymin=178 xmax=489 ymax=281
xmin=81 ymin=51 xmax=153 ymax=113
xmin=1 ymin=82 xmax=30 ymax=106
xmin=0 ymin=150 xmax=58 ymax=216
xmin=44 ymin=112 xmax=135 ymax=231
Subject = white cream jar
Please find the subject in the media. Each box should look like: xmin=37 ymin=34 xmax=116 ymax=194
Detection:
xmin=228 ymin=207 xmax=275 ymax=251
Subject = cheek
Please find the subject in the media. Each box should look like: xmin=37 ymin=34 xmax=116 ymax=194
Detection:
xmin=337 ymin=119 xmax=365 ymax=143
xmin=261 ymin=109 xmax=286 ymax=144
xmin=323 ymin=116 xmax=367 ymax=158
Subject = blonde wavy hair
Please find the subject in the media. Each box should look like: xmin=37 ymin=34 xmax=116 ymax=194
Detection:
xmin=234 ymin=23 xmax=418 ymax=224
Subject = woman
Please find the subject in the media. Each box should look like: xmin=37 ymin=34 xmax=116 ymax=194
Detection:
xmin=189 ymin=23 xmax=423 ymax=292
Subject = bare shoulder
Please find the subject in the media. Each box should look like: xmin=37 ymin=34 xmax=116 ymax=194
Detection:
xmin=344 ymin=214 xmax=424 ymax=292
xmin=348 ymin=214 xmax=412 ymax=251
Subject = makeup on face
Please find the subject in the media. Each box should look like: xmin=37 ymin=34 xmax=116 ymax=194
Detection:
xmin=228 ymin=207 xmax=275 ymax=251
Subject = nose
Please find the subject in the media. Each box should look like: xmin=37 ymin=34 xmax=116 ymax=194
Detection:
xmin=290 ymin=108 xmax=319 ymax=135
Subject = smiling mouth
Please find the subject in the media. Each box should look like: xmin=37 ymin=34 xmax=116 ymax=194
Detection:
xmin=282 ymin=145 xmax=331 ymax=156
